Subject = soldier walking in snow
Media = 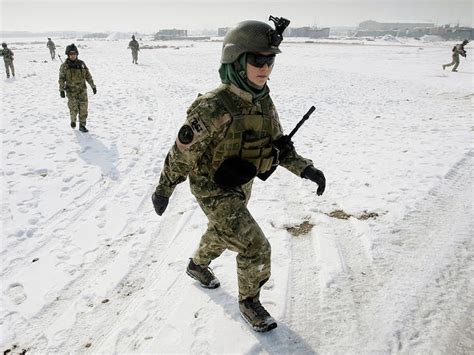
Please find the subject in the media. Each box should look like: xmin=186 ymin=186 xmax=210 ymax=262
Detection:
xmin=151 ymin=17 xmax=326 ymax=332
xmin=47 ymin=38 xmax=56 ymax=60
xmin=443 ymin=39 xmax=469 ymax=72
xmin=128 ymin=35 xmax=139 ymax=64
xmin=0 ymin=42 xmax=15 ymax=78
xmin=58 ymin=44 xmax=97 ymax=132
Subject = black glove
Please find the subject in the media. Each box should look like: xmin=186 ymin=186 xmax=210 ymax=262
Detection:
xmin=152 ymin=192 xmax=169 ymax=216
xmin=302 ymin=165 xmax=326 ymax=196
xmin=92 ymin=87 xmax=97 ymax=95
xmin=60 ymin=91 xmax=65 ymax=98
xmin=273 ymin=135 xmax=294 ymax=160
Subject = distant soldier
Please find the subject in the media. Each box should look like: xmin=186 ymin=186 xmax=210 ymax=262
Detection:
xmin=128 ymin=35 xmax=140 ymax=64
xmin=47 ymin=38 xmax=56 ymax=60
xmin=443 ymin=39 xmax=469 ymax=72
xmin=58 ymin=44 xmax=97 ymax=132
xmin=0 ymin=42 xmax=15 ymax=78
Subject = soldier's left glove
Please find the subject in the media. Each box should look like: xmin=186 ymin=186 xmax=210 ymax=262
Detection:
xmin=92 ymin=87 xmax=97 ymax=95
xmin=152 ymin=192 xmax=169 ymax=216
xmin=60 ymin=90 xmax=65 ymax=98
xmin=302 ymin=165 xmax=326 ymax=196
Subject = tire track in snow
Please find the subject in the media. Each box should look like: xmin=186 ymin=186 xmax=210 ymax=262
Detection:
xmin=58 ymin=205 xmax=200 ymax=353
xmin=286 ymin=150 xmax=472 ymax=353
xmin=357 ymin=149 xmax=473 ymax=352
xmin=285 ymin=234 xmax=322 ymax=353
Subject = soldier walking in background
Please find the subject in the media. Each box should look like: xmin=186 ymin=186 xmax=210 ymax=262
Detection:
xmin=128 ymin=35 xmax=139 ymax=64
xmin=151 ymin=17 xmax=326 ymax=332
xmin=0 ymin=42 xmax=15 ymax=78
xmin=58 ymin=44 xmax=97 ymax=132
xmin=47 ymin=38 xmax=56 ymax=60
xmin=443 ymin=39 xmax=469 ymax=72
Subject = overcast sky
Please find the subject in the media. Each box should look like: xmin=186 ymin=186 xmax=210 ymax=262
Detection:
xmin=1 ymin=0 xmax=472 ymax=32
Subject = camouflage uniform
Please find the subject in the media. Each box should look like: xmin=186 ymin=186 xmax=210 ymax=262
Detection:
xmin=47 ymin=39 xmax=56 ymax=60
xmin=59 ymin=58 xmax=96 ymax=126
xmin=0 ymin=44 xmax=15 ymax=78
xmin=155 ymin=83 xmax=312 ymax=300
xmin=128 ymin=37 xmax=139 ymax=64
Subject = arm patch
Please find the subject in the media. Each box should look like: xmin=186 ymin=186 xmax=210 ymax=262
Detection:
xmin=178 ymin=125 xmax=194 ymax=144
xmin=175 ymin=115 xmax=210 ymax=151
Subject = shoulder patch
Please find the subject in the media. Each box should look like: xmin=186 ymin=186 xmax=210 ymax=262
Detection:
xmin=178 ymin=125 xmax=194 ymax=144
xmin=175 ymin=115 xmax=210 ymax=151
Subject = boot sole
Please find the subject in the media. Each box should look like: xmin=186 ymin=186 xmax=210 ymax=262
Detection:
xmin=240 ymin=312 xmax=277 ymax=332
xmin=186 ymin=269 xmax=220 ymax=289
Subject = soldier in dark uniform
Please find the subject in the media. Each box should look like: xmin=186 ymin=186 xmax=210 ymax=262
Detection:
xmin=443 ymin=39 xmax=469 ymax=72
xmin=128 ymin=35 xmax=140 ymax=64
xmin=0 ymin=42 xmax=15 ymax=78
xmin=47 ymin=38 xmax=56 ymax=60
xmin=58 ymin=44 xmax=97 ymax=132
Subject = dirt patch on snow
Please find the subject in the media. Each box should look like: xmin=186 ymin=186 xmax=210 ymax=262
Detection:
xmin=327 ymin=209 xmax=379 ymax=220
xmin=286 ymin=220 xmax=315 ymax=237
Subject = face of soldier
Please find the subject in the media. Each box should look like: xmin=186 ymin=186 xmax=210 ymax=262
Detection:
xmin=68 ymin=52 xmax=77 ymax=61
xmin=246 ymin=52 xmax=274 ymax=88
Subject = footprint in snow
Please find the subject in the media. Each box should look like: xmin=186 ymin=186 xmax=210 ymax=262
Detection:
xmin=6 ymin=283 xmax=27 ymax=305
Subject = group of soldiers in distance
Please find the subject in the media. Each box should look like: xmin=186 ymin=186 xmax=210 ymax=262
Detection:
xmin=0 ymin=35 xmax=469 ymax=132
xmin=0 ymin=35 xmax=140 ymax=132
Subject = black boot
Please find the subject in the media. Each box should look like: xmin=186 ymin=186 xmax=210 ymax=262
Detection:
xmin=239 ymin=296 xmax=277 ymax=332
xmin=71 ymin=121 xmax=76 ymax=129
xmin=186 ymin=258 xmax=220 ymax=289
xmin=79 ymin=124 xmax=88 ymax=133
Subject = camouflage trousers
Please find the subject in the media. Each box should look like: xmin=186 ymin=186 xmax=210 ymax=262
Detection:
xmin=444 ymin=53 xmax=460 ymax=71
xmin=49 ymin=48 xmax=55 ymax=60
xmin=4 ymin=60 xmax=14 ymax=77
xmin=131 ymin=50 xmax=138 ymax=64
xmin=192 ymin=186 xmax=271 ymax=301
xmin=66 ymin=90 xmax=88 ymax=125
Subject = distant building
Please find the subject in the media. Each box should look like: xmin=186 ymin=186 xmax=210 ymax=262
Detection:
xmin=288 ymin=27 xmax=330 ymax=39
xmin=428 ymin=25 xmax=473 ymax=40
xmin=358 ymin=20 xmax=434 ymax=31
xmin=356 ymin=20 xmax=473 ymax=40
xmin=218 ymin=27 xmax=230 ymax=37
xmin=154 ymin=29 xmax=188 ymax=40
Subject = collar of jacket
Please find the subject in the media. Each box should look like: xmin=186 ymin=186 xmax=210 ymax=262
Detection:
xmin=225 ymin=83 xmax=257 ymax=104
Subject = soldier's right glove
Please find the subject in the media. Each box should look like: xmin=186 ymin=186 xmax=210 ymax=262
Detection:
xmin=152 ymin=192 xmax=169 ymax=216
xmin=302 ymin=165 xmax=326 ymax=196
xmin=60 ymin=91 xmax=65 ymax=98
xmin=92 ymin=87 xmax=97 ymax=95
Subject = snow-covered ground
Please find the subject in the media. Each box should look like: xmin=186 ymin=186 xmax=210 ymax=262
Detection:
xmin=1 ymin=37 xmax=473 ymax=353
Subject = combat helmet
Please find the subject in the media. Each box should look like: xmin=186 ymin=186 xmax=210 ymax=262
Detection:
xmin=221 ymin=15 xmax=290 ymax=63
xmin=65 ymin=43 xmax=79 ymax=55
xmin=462 ymin=39 xmax=469 ymax=45
xmin=1 ymin=42 xmax=7 ymax=48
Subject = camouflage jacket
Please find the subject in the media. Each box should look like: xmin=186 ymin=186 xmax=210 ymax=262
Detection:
xmin=0 ymin=48 xmax=14 ymax=62
xmin=47 ymin=40 xmax=56 ymax=49
xmin=128 ymin=40 xmax=139 ymax=51
xmin=58 ymin=59 xmax=96 ymax=93
xmin=155 ymin=84 xmax=313 ymax=199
